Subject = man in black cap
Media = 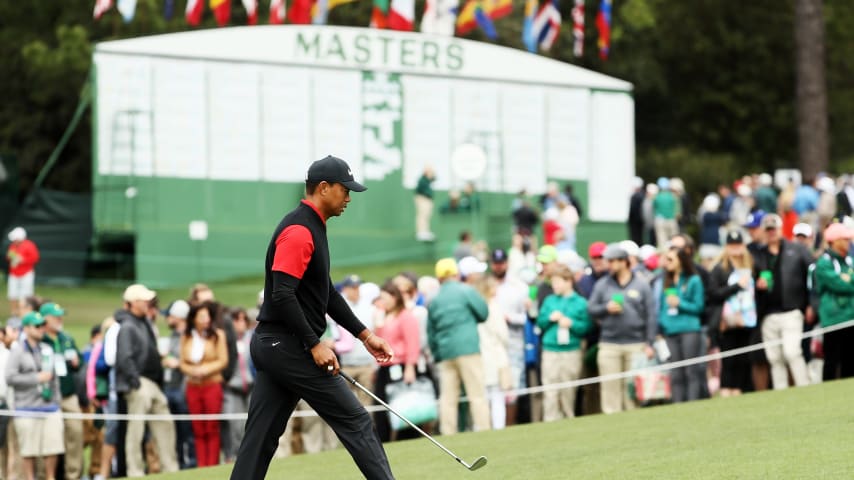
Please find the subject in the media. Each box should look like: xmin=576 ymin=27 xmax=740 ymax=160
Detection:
xmin=230 ymin=155 xmax=395 ymax=480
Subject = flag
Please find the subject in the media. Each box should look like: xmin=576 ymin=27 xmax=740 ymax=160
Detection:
xmin=532 ymin=0 xmax=561 ymax=51
xmin=455 ymin=1 xmax=478 ymax=34
xmin=522 ymin=0 xmax=538 ymax=52
xmin=571 ymin=0 xmax=584 ymax=57
xmin=389 ymin=0 xmax=415 ymax=31
xmin=486 ymin=0 xmax=512 ymax=20
xmin=474 ymin=4 xmax=497 ymax=39
xmin=270 ymin=0 xmax=286 ymax=23
xmin=164 ymin=0 xmax=175 ymax=19
xmin=186 ymin=0 xmax=204 ymax=25
xmin=117 ymin=0 xmax=137 ymax=22
xmin=93 ymin=0 xmax=113 ymax=19
xmin=313 ymin=0 xmax=356 ymax=24
xmin=421 ymin=0 xmax=458 ymax=35
xmin=596 ymin=0 xmax=612 ymax=59
xmin=371 ymin=0 xmax=389 ymax=28
xmin=211 ymin=0 xmax=231 ymax=26
xmin=242 ymin=0 xmax=258 ymax=24
xmin=288 ymin=0 xmax=314 ymax=23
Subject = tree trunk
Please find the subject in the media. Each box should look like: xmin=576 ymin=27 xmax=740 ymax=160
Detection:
xmin=794 ymin=0 xmax=829 ymax=179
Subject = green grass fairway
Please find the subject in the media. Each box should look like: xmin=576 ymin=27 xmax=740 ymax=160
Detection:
xmin=147 ymin=379 xmax=854 ymax=479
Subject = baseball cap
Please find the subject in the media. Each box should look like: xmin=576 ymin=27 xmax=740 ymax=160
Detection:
xmin=435 ymin=258 xmax=459 ymax=278
xmin=458 ymin=256 xmax=487 ymax=277
xmin=619 ymin=240 xmax=640 ymax=258
xmin=725 ymin=231 xmax=744 ymax=244
xmin=603 ymin=243 xmax=629 ymax=260
xmin=638 ymin=244 xmax=658 ymax=262
xmin=490 ymin=248 xmax=508 ymax=263
xmin=166 ymin=300 xmax=190 ymax=319
xmin=761 ymin=213 xmax=783 ymax=230
xmin=824 ymin=223 xmax=854 ymax=243
xmin=7 ymin=226 xmax=26 ymax=242
xmin=21 ymin=312 xmax=45 ymax=327
xmin=743 ymin=210 xmax=766 ymax=229
xmin=793 ymin=223 xmax=813 ymax=237
xmin=537 ymin=245 xmax=558 ymax=264
xmin=588 ymin=241 xmax=607 ymax=259
xmin=340 ymin=274 xmax=362 ymax=289
xmin=123 ymin=284 xmax=157 ymax=302
xmin=306 ymin=155 xmax=366 ymax=192
xmin=39 ymin=302 xmax=65 ymax=317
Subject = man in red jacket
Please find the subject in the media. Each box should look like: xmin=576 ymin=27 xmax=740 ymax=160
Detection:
xmin=5 ymin=227 xmax=40 ymax=317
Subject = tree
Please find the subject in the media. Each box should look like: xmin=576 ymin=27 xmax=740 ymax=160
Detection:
xmin=794 ymin=0 xmax=829 ymax=179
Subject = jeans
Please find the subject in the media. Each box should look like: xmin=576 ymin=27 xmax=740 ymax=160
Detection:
xmin=665 ymin=331 xmax=705 ymax=402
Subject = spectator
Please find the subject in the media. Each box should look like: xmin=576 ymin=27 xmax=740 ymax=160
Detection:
xmin=642 ymin=184 xmax=658 ymax=246
xmin=653 ymin=177 xmax=680 ymax=249
xmin=835 ymin=175 xmax=854 ymax=218
xmin=507 ymin=234 xmax=537 ymax=285
xmin=814 ymin=223 xmax=854 ymax=380
xmin=562 ymin=183 xmax=584 ymax=221
xmin=792 ymin=178 xmax=819 ymax=220
xmin=793 ymin=223 xmax=816 ymax=254
xmin=488 ymin=248 xmax=529 ymax=426
xmin=541 ymin=182 xmax=568 ymax=211
xmin=115 ymin=285 xmax=178 ymax=477
xmin=427 ymin=258 xmax=490 ymax=435
xmin=541 ymin=208 xmax=563 ymax=247
xmin=718 ymin=184 xmax=735 ymax=216
xmin=40 ymin=302 xmax=84 ymax=480
xmin=81 ymin=324 xmax=106 ymax=480
xmin=475 ymin=277 xmax=511 ymax=430
xmin=374 ymin=281 xmax=424 ymax=441
xmin=223 ymin=307 xmax=254 ymax=463
xmin=628 ymin=177 xmax=646 ymax=245
xmin=511 ymin=198 xmax=539 ymax=238
xmin=755 ymin=173 xmax=778 ymax=214
xmin=335 ymin=276 xmax=378 ymax=406
xmin=5 ymin=227 xmax=40 ymax=319
xmin=670 ymin=178 xmax=692 ymax=230
xmin=816 ymin=176 xmax=838 ymax=231
xmin=414 ymin=167 xmax=436 ymax=242
xmin=753 ymin=214 xmax=812 ymax=390
xmin=0 ymin=326 xmax=12 ymax=479
xmin=556 ymin=200 xmax=579 ymax=252
xmin=587 ymin=244 xmax=656 ymax=414
xmin=577 ymin=242 xmax=608 ymax=299
xmin=5 ymin=312 xmax=64 ymax=480
xmin=729 ymin=183 xmax=754 ymax=228
xmin=699 ymin=194 xmax=727 ymax=247
xmin=180 ymin=302 xmax=228 ymax=467
xmin=160 ymin=300 xmax=196 ymax=470
xmin=655 ymin=248 xmax=706 ymax=402
xmin=536 ymin=265 xmax=590 ymax=421
xmin=452 ymin=231 xmax=474 ymax=261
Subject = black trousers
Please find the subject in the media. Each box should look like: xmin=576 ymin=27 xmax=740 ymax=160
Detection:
xmin=230 ymin=330 xmax=394 ymax=480
xmin=823 ymin=325 xmax=854 ymax=381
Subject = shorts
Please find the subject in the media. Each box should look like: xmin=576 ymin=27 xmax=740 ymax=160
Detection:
xmin=14 ymin=411 xmax=65 ymax=457
xmin=104 ymin=394 xmax=120 ymax=446
xmin=7 ymin=271 xmax=34 ymax=301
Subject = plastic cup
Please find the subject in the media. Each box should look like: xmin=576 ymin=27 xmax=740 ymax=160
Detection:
xmin=760 ymin=270 xmax=774 ymax=289
xmin=665 ymin=287 xmax=679 ymax=297
xmin=611 ymin=293 xmax=624 ymax=306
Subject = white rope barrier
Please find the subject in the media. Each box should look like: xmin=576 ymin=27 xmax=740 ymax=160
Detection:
xmin=1 ymin=319 xmax=850 ymax=421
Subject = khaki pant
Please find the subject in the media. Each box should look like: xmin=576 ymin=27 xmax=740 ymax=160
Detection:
xmin=296 ymin=400 xmax=338 ymax=454
xmin=654 ymin=217 xmax=679 ymax=250
xmin=123 ymin=377 xmax=178 ymax=477
xmin=81 ymin=405 xmax=103 ymax=478
xmin=762 ymin=310 xmax=809 ymax=389
xmin=60 ymin=395 xmax=84 ymax=480
xmin=597 ymin=342 xmax=646 ymax=414
xmin=414 ymin=195 xmax=434 ymax=236
xmin=438 ymin=354 xmax=490 ymax=435
xmin=541 ymin=350 xmax=583 ymax=422
xmin=342 ymin=365 xmax=376 ymax=407
xmin=0 ymin=419 xmax=23 ymax=480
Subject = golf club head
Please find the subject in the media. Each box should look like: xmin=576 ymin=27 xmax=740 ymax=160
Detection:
xmin=467 ymin=456 xmax=488 ymax=471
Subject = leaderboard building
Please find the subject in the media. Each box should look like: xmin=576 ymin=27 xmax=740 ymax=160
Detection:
xmin=92 ymin=25 xmax=635 ymax=286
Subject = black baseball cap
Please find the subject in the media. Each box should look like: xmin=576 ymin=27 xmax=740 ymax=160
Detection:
xmin=491 ymin=249 xmax=508 ymax=263
xmin=725 ymin=230 xmax=744 ymax=244
xmin=306 ymin=155 xmax=367 ymax=192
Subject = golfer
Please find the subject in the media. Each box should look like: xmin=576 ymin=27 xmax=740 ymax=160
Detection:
xmin=230 ymin=156 xmax=396 ymax=480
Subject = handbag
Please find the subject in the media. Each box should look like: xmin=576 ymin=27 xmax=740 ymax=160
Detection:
xmin=384 ymin=377 xmax=438 ymax=431
xmin=628 ymin=354 xmax=671 ymax=404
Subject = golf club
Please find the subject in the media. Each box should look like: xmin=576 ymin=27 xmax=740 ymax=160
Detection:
xmin=339 ymin=371 xmax=488 ymax=472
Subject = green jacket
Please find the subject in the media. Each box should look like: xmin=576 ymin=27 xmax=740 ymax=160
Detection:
xmin=536 ymin=292 xmax=591 ymax=352
xmin=653 ymin=191 xmax=679 ymax=219
xmin=658 ymin=274 xmax=705 ymax=336
xmin=814 ymin=250 xmax=854 ymax=327
xmin=42 ymin=330 xmax=80 ymax=398
xmin=415 ymin=175 xmax=433 ymax=198
xmin=427 ymin=280 xmax=488 ymax=362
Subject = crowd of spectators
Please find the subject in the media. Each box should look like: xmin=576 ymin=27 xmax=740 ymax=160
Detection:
xmin=3 ymin=171 xmax=854 ymax=479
